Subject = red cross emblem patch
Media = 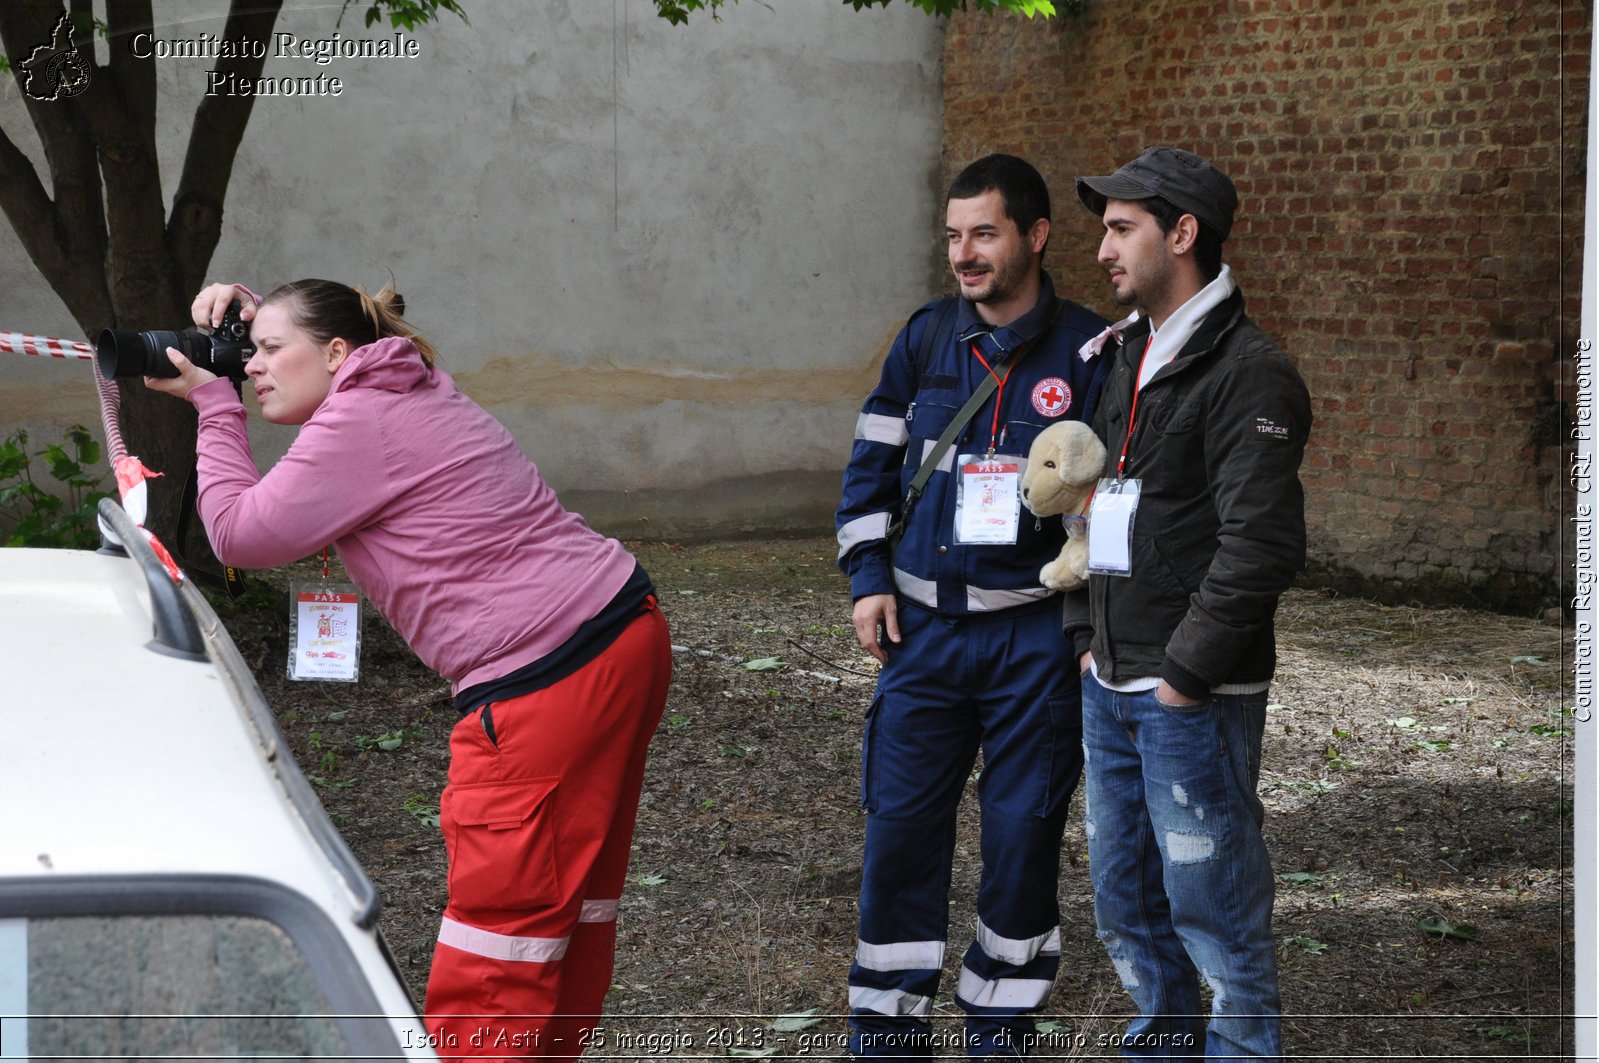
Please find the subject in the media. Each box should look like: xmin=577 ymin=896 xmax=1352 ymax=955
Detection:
xmin=1031 ymin=377 xmax=1072 ymax=418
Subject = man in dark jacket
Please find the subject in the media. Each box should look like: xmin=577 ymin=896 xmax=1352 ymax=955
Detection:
xmin=1064 ymin=147 xmax=1311 ymax=1061
xmin=836 ymin=154 xmax=1109 ymax=1060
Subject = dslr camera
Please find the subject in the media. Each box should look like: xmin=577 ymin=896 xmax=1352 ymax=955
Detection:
xmin=97 ymin=301 xmax=254 ymax=381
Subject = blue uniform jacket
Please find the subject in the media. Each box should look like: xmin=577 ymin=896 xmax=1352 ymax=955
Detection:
xmin=836 ymin=275 xmax=1110 ymax=617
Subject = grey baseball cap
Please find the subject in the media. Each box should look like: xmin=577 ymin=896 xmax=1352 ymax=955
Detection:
xmin=1076 ymin=147 xmax=1238 ymax=241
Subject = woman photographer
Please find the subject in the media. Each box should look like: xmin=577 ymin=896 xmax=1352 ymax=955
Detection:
xmin=146 ymin=279 xmax=672 ymax=1059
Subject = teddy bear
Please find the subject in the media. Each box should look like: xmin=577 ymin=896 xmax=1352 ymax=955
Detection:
xmin=1020 ymin=420 xmax=1107 ymax=591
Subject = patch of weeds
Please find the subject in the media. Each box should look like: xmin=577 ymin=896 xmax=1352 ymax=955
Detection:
xmin=355 ymin=726 xmax=420 ymax=751
xmin=1413 ymin=739 xmax=1452 ymax=753
xmin=1283 ymin=934 xmax=1328 ymax=955
xmin=0 ymin=426 xmax=114 ymax=549
xmin=1465 ymin=1025 xmax=1530 ymax=1045
xmin=400 ymin=792 xmax=440 ymax=829
xmin=1324 ymin=748 xmax=1357 ymax=772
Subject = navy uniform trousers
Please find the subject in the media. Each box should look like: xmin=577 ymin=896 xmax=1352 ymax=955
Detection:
xmin=848 ymin=597 xmax=1083 ymax=1060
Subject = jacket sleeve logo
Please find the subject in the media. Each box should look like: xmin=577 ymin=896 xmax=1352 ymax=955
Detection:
xmin=1255 ymin=417 xmax=1290 ymax=439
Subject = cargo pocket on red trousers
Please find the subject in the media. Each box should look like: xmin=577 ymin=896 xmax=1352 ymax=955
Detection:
xmin=441 ymin=776 xmax=561 ymax=913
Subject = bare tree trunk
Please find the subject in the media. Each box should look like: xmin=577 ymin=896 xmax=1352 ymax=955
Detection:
xmin=0 ymin=0 xmax=281 ymax=562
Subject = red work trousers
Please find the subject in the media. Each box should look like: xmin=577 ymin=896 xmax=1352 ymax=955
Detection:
xmin=424 ymin=600 xmax=671 ymax=1060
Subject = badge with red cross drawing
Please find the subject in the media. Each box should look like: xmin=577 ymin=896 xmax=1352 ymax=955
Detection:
xmin=1031 ymin=377 xmax=1072 ymax=418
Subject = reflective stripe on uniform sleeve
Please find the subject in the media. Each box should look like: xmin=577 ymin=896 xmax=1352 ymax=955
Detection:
xmin=856 ymin=411 xmax=910 ymax=447
xmin=838 ymin=513 xmax=891 ymax=558
xmin=437 ymin=917 xmax=569 ymax=963
xmin=854 ymin=938 xmax=946 ymax=972
xmin=918 ymin=438 xmax=957 ymax=474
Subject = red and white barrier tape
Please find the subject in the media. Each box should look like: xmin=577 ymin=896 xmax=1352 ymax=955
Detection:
xmin=0 ymin=331 xmax=93 ymax=360
xmin=5 ymin=327 xmax=177 ymax=581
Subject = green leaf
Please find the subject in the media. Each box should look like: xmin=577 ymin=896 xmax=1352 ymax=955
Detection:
xmin=1387 ymin=716 xmax=1419 ymax=729
xmin=770 ymin=1009 xmax=821 ymax=1032
xmin=1417 ymin=917 xmax=1479 ymax=941
xmin=1281 ymin=871 xmax=1324 ymax=886
xmin=742 ymin=656 xmax=785 ymax=671
xmin=636 ymin=872 xmax=667 ymax=887
xmin=1509 ymin=655 xmax=1547 ymax=666
xmin=1284 ymin=934 xmax=1327 ymax=954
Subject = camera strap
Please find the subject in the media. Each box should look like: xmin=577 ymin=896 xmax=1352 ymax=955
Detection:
xmin=174 ymin=456 xmax=248 ymax=600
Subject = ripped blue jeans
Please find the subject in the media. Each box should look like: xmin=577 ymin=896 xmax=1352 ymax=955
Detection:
xmin=1081 ymin=677 xmax=1281 ymax=1062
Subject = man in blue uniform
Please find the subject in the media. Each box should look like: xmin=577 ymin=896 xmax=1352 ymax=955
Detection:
xmin=835 ymin=154 xmax=1110 ymax=1060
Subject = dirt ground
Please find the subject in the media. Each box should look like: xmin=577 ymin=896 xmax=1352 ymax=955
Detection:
xmin=215 ymin=536 xmax=1575 ymax=1060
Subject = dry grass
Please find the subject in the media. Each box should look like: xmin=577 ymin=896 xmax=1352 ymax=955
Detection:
xmin=221 ymin=538 xmax=1574 ymax=1060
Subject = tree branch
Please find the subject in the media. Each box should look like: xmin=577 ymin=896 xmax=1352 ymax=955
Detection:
xmin=0 ymin=0 xmax=111 ymax=331
xmin=168 ymin=0 xmax=283 ymax=296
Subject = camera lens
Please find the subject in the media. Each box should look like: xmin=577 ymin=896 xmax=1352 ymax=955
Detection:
xmin=95 ymin=329 xmax=209 ymax=379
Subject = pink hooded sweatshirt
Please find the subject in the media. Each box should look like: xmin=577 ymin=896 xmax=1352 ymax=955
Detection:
xmin=188 ymin=336 xmax=636 ymax=693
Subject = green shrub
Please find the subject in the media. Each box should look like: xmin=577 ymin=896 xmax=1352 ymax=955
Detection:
xmin=0 ymin=425 xmax=114 ymax=549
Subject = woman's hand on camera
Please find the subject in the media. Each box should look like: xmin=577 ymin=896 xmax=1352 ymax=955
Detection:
xmin=192 ymin=282 xmax=258 ymax=329
xmin=142 ymin=348 xmax=218 ymax=400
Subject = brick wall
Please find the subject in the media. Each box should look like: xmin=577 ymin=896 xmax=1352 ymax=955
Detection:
xmin=944 ymin=0 xmax=1588 ymax=611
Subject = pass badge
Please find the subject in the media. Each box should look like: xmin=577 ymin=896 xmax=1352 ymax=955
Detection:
xmin=289 ymin=581 xmax=362 ymax=682
xmin=954 ymin=453 xmax=1021 ymax=545
xmin=1087 ymin=477 xmax=1141 ymax=577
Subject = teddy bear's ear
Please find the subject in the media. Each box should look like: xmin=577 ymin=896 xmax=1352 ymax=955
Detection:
xmin=1056 ymin=421 xmax=1107 ymax=486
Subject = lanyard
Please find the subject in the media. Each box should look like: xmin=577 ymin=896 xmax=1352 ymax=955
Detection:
xmin=1115 ymin=335 xmax=1156 ymax=480
xmin=969 ymin=341 xmax=1018 ymax=456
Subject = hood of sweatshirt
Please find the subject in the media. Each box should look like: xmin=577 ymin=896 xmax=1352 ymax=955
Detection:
xmin=329 ymin=335 xmax=434 ymax=397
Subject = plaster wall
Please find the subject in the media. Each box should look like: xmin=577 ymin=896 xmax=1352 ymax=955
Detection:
xmin=0 ymin=0 xmax=948 ymax=539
